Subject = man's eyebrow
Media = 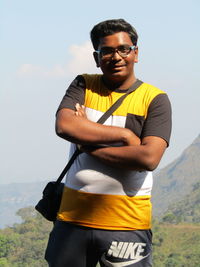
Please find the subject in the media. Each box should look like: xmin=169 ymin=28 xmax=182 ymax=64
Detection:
xmin=100 ymin=44 xmax=130 ymax=49
xmin=100 ymin=46 xmax=113 ymax=49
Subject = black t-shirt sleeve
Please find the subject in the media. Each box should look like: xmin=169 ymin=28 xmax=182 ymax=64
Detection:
xmin=57 ymin=75 xmax=86 ymax=113
xmin=141 ymin=94 xmax=172 ymax=146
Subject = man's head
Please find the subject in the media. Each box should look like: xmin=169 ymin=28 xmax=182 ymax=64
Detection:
xmin=90 ymin=19 xmax=138 ymax=51
xmin=90 ymin=19 xmax=139 ymax=86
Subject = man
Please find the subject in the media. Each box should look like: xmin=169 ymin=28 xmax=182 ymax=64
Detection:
xmin=45 ymin=19 xmax=172 ymax=267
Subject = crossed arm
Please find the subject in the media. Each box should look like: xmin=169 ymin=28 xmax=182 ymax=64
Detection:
xmin=56 ymin=104 xmax=167 ymax=171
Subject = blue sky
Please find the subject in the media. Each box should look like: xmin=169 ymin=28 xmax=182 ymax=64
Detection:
xmin=1 ymin=0 xmax=200 ymax=184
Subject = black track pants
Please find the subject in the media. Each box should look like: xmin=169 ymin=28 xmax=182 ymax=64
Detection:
xmin=45 ymin=221 xmax=152 ymax=267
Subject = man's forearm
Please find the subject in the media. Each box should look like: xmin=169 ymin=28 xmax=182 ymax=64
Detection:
xmin=81 ymin=145 xmax=147 ymax=171
xmin=81 ymin=136 xmax=167 ymax=171
xmin=56 ymin=108 xmax=140 ymax=146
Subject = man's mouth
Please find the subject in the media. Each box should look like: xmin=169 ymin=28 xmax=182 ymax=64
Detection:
xmin=110 ymin=65 xmax=126 ymax=71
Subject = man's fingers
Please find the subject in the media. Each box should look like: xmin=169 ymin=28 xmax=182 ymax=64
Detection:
xmin=75 ymin=103 xmax=81 ymax=111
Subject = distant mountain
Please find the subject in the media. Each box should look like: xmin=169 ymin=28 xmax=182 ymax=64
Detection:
xmin=0 ymin=181 xmax=47 ymax=228
xmin=161 ymin=181 xmax=200 ymax=223
xmin=152 ymin=134 xmax=200 ymax=216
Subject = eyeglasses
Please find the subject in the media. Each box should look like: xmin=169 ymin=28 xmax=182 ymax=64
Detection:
xmin=95 ymin=45 xmax=136 ymax=59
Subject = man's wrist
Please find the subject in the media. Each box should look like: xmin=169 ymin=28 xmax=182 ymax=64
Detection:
xmin=79 ymin=144 xmax=104 ymax=153
xmin=121 ymin=128 xmax=140 ymax=146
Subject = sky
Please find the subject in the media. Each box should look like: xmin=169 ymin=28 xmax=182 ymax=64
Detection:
xmin=1 ymin=0 xmax=200 ymax=184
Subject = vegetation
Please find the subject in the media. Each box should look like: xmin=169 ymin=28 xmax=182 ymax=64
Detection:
xmin=161 ymin=182 xmax=200 ymax=224
xmin=152 ymin=219 xmax=200 ymax=266
xmin=152 ymin=134 xmax=200 ymax=217
xmin=0 ymin=207 xmax=200 ymax=266
xmin=0 ymin=207 xmax=52 ymax=267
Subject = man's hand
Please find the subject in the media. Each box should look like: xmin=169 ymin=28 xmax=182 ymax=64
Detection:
xmin=56 ymin=108 xmax=140 ymax=147
xmin=56 ymin=107 xmax=166 ymax=171
xmin=74 ymin=103 xmax=140 ymax=147
xmin=75 ymin=103 xmax=87 ymax=118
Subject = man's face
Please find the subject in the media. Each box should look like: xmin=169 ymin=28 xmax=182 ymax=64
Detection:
xmin=94 ymin=31 xmax=138 ymax=84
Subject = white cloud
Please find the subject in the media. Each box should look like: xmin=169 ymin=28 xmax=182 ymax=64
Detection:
xmin=67 ymin=41 xmax=97 ymax=75
xmin=17 ymin=64 xmax=44 ymax=76
xmin=17 ymin=63 xmax=66 ymax=78
xmin=16 ymin=41 xmax=98 ymax=78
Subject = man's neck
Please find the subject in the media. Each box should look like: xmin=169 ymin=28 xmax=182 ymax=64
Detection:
xmin=102 ymin=75 xmax=137 ymax=91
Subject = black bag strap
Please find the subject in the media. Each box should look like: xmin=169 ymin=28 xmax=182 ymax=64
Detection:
xmin=97 ymin=79 xmax=143 ymax=124
xmin=56 ymin=79 xmax=143 ymax=184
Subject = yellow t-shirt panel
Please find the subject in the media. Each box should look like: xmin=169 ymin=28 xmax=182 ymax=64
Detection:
xmin=83 ymin=74 xmax=165 ymax=119
xmin=57 ymin=186 xmax=152 ymax=230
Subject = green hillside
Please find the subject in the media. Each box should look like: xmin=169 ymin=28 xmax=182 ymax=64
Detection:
xmin=152 ymin=134 xmax=200 ymax=216
xmin=161 ymin=181 xmax=200 ymax=224
xmin=0 ymin=181 xmax=47 ymax=228
xmin=0 ymin=207 xmax=52 ymax=267
xmin=152 ymin=221 xmax=200 ymax=267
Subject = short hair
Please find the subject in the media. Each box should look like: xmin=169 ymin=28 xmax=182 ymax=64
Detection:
xmin=90 ymin=19 xmax=138 ymax=50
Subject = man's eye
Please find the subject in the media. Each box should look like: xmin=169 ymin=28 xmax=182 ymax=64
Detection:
xmin=101 ymin=48 xmax=113 ymax=54
xmin=119 ymin=46 xmax=129 ymax=52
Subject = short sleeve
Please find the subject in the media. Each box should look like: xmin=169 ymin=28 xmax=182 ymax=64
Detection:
xmin=141 ymin=94 xmax=172 ymax=146
xmin=56 ymin=75 xmax=86 ymax=113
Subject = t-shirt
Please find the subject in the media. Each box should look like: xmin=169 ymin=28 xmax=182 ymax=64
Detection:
xmin=56 ymin=74 xmax=172 ymax=230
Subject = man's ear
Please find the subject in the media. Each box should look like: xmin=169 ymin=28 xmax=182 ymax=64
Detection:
xmin=134 ymin=47 xmax=139 ymax=63
xmin=93 ymin=52 xmax=100 ymax=67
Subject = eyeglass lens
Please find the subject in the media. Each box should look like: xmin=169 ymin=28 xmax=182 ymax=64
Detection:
xmin=99 ymin=45 xmax=134 ymax=58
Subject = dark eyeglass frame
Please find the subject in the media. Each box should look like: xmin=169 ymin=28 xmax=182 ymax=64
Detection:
xmin=95 ymin=45 xmax=136 ymax=59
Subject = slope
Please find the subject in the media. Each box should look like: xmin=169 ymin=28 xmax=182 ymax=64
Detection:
xmin=152 ymin=134 xmax=200 ymax=216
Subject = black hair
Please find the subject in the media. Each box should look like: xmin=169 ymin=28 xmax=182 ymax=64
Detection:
xmin=90 ymin=19 xmax=138 ymax=50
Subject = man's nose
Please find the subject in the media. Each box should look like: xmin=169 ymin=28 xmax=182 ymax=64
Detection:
xmin=111 ymin=50 xmax=122 ymax=60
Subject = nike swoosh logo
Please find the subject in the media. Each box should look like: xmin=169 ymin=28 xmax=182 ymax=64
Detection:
xmin=101 ymin=253 xmax=150 ymax=267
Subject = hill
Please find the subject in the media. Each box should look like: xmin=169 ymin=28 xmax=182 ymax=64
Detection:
xmin=161 ymin=181 xmax=200 ymax=223
xmin=152 ymin=222 xmax=200 ymax=266
xmin=152 ymin=134 xmax=200 ymax=216
xmin=0 ymin=181 xmax=47 ymax=228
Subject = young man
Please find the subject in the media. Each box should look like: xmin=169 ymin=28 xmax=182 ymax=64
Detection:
xmin=45 ymin=19 xmax=172 ymax=267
